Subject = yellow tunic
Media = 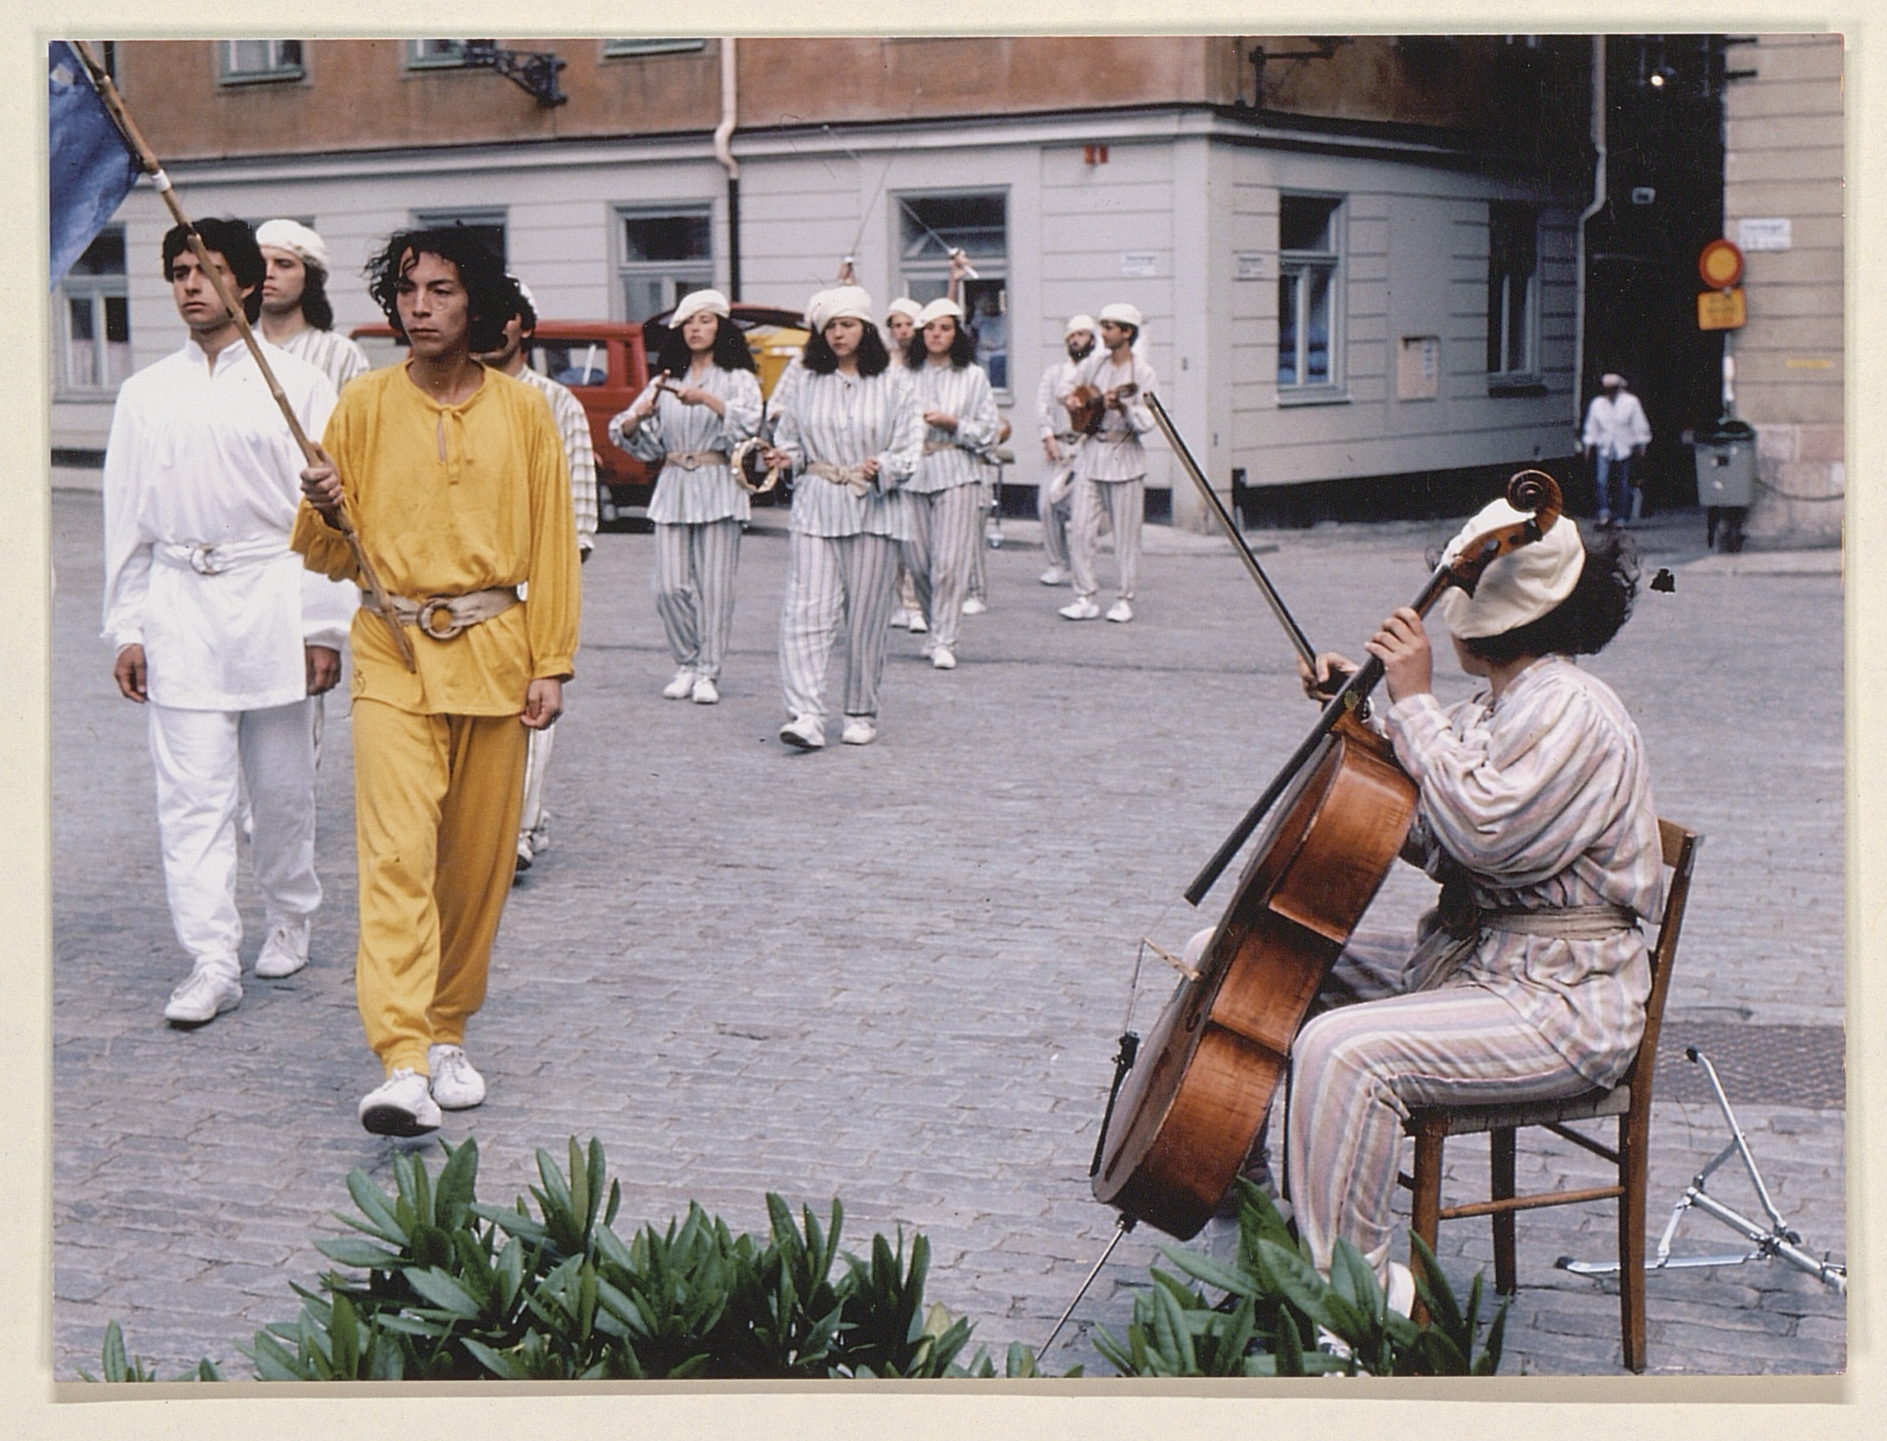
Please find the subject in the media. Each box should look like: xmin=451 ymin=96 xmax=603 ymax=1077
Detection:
xmin=291 ymin=363 xmax=580 ymax=715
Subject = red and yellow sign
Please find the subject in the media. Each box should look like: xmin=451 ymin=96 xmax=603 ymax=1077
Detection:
xmin=1698 ymin=238 xmax=1745 ymax=289
xmin=1697 ymin=288 xmax=1747 ymax=331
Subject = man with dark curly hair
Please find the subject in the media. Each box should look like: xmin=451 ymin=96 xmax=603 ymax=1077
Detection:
xmin=293 ymin=227 xmax=581 ymax=1136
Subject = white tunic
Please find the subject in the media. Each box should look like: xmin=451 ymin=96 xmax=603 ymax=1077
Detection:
xmin=771 ymin=365 xmax=921 ymax=542
xmin=1581 ymin=390 xmax=1653 ymax=461
xmin=906 ymin=360 xmax=999 ymax=494
xmin=103 ymin=337 xmax=351 ymax=711
xmin=519 ymin=366 xmax=600 ymax=548
xmin=612 ymin=366 xmax=764 ymax=525
xmin=274 ymin=324 xmax=372 ymax=393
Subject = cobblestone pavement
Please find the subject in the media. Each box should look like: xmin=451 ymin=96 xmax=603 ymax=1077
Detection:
xmin=47 ymin=485 xmax=1846 ymax=1384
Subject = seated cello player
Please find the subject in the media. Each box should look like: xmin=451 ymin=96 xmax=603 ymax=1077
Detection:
xmin=1262 ymin=498 xmax=1660 ymax=1312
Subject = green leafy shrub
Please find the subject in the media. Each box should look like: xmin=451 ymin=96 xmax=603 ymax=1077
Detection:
xmin=76 ymin=1319 xmax=222 ymax=1382
xmin=1091 ymin=1180 xmax=1506 ymax=1377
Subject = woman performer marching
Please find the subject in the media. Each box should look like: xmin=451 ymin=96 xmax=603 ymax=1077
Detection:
xmin=762 ymin=286 xmax=921 ymax=749
xmin=1274 ymin=506 xmax=1658 ymax=1313
xmin=881 ymin=295 xmax=927 ymax=634
xmin=899 ymin=297 xmax=1000 ymax=671
xmin=609 ymin=290 xmax=763 ymax=705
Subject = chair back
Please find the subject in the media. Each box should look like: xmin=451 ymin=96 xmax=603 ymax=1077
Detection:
xmin=1620 ymin=820 xmax=1702 ymax=1119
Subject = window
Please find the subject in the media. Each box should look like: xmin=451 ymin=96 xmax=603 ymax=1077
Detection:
xmin=411 ymin=208 xmax=507 ymax=265
xmin=616 ymin=208 xmax=712 ymax=320
xmin=602 ymin=39 xmax=706 ymax=57
xmin=1487 ymin=202 xmax=1539 ymax=382
xmin=55 ymin=225 xmax=130 ymax=394
xmin=219 ymin=40 xmax=303 ymax=84
xmin=1278 ymin=195 xmax=1341 ymax=393
xmin=408 ymin=40 xmax=475 ymax=69
xmin=897 ymin=191 xmax=1010 ymax=390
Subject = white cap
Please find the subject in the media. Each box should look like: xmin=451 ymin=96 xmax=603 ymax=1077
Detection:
xmin=511 ymin=277 xmax=537 ymax=312
xmin=256 ymin=218 xmax=330 ymax=272
xmin=1600 ymin=372 xmax=1625 ymax=388
xmin=1064 ymin=313 xmax=1097 ymax=338
xmin=917 ymin=297 xmax=963 ymax=327
xmin=810 ymin=285 xmax=874 ymax=332
xmin=1435 ymin=497 xmax=1587 ymax=640
xmin=672 ymin=288 xmax=731 ymax=325
xmin=885 ymin=296 xmax=923 ymax=323
xmin=1099 ymin=302 xmax=1144 ymax=330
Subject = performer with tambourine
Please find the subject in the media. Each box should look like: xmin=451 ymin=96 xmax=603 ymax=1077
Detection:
xmin=609 ymin=289 xmax=763 ymax=706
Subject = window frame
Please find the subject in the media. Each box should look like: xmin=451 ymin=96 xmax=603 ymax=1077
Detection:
xmin=894 ymin=189 xmax=1012 ymax=394
xmin=218 ymin=39 xmax=304 ymax=86
xmin=614 ymin=205 xmax=715 ymax=322
xmin=601 ymin=39 xmax=707 ymax=58
xmin=1277 ymin=193 xmax=1345 ymax=402
xmin=54 ymin=224 xmax=131 ymax=398
xmin=1486 ymin=201 xmax=1542 ymax=391
xmin=410 ymin=208 xmax=509 ymax=267
xmin=406 ymin=40 xmax=476 ymax=70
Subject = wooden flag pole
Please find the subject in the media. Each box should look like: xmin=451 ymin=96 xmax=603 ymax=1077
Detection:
xmin=70 ymin=40 xmax=417 ymax=671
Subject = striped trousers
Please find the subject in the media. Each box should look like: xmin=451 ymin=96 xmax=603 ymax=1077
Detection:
xmin=1068 ymin=475 xmax=1143 ymax=603
xmin=1039 ymin=461 xmax=1075 ymax=570
xmin=900 ymin=483 xmax=982 ymax=650
xmin=1284 ymin=960 xmax=1588 ymax=1279
xmin=653 ymin=518 xmax=742 ymax=682
xmin=779 ymin=529 xmax=900 ymax=722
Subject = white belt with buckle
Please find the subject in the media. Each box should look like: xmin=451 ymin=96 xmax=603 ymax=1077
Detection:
xmin=361 ymin=586 xmax=519 ymax=639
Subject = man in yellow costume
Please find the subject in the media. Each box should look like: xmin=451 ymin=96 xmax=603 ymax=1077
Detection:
xmin=294 ymin=226 xmax=579 ymax=1137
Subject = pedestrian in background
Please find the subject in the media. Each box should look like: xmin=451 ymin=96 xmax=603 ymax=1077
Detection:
xmin=1060 ymin=302 xmax=1156 ymax=624
xmin=763 ymin=285 xmax=920 ymax=750
xmin=1034 ymin=314 xmax=1096 ymax=586
xmin=255 ymin=218 xmax=372 ymax=393
xmin=611 ymin=289 xmax=762 ymax=708
xmin=1582 ymin=372 xmax=1652 ymax=528
xmin=103 ymin=217 xmax=348 ymax=1026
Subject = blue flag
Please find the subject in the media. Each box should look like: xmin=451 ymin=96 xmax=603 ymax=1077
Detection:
xmin=49 ymin=42 xmax=139 ymax=290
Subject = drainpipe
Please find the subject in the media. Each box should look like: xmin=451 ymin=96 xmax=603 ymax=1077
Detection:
xmin=714 ymin=38 xmax=741 ymax=300
xmin=1574 ymin=34 xmax=1607 ymax=433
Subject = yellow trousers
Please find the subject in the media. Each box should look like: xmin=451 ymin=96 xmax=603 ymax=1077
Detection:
xmin=352 ymin=699 xmax=527 ymax=1076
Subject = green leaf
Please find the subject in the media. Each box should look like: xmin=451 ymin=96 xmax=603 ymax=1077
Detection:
xmin=404 ymin=1267 xmax=484 ymax=1318
xmin=345 ymin=1168 xmax=408 ymax=1245
xmin=315 ymin=1237 xmax=405 ymax=1270
xmin=434 ymin=1136 xmax=479 ymax=1229
xmin=1158 ymin=1243 xmax=1262 ymax=1300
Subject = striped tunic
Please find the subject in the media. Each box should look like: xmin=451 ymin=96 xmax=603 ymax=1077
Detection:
xmin=1383 ymin=654 xmax=1663 ymax=1088
xmin=771 ymin=365 xmax=921 ymax=542
xmin=1063 ymin=350 xmax=1158 ymax=482
xmin=275 ymin=325 xmax=372 ymax=393
xmin=612 ymin=366 xmax=763 ymax=525
xmin=518 ymin=367 xmax=599 ymax=550
xmin=906 ymin=360 xmax=998 ymax=494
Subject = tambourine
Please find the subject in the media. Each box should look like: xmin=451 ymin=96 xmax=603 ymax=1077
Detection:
xmin=731 ymin=437 xmax=782 ymax=495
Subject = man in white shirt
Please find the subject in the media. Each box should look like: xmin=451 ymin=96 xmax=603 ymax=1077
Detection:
xmin=1034 ymin=314 xmax=1095 ymax=585
xmin=1058 ymin=302 xmax=1158 ymax=623
xmin=256 ymin=218 xmax=372 ymax=393
xmin=103 ymin=217 xmax=350 ymax=1027
xmin=474 ymin=278 xmax=597 ymax=876
xmin=1581 ymin=372 xmax=1652 ymax=527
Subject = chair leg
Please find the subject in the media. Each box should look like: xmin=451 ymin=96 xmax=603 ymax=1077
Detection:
xmin=1491 ymin=1128 xmax=1518 ymax=1296
xmin=1409 ymin=1125 xmax=1444 ymax=1326
xmin=1619 ymin=1115 xmax=1648 ymax=1372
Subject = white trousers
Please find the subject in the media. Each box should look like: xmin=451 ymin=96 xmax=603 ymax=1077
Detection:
xmin=147 ymin=699 xmax=321 ymax=979
xmin=653 ymin=518 xmax=742 ymax=681
xmin=900 ymin=484 xmax=982 ymax=650
xmin=1068 ymin=475 xmax=1144 ymax=603
xmin=518 ymin=721 xmax=555 ymax=855
xmin=1039 ymin=461 xmax=1075 ymax=569
xmin=780 ymin=530 xmax=900 ymax=722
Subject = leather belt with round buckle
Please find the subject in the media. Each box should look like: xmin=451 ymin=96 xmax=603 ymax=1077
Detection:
xmin=188 ymin=544 xmax=225 ymax=576
xmin=416 ymin=597 xmax=469 ymax=639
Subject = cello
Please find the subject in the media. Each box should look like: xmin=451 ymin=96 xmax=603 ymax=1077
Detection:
xmin=1089 ymin=462 xmax=1566 ymax=1240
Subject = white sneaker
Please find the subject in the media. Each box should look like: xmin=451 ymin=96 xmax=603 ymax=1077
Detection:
xmin=961 ymin=597 xmax=987 ymax=615
xmin=513 ymin=836 xmax=534 ymax=881
xmin=691 ymin=676 xmax=720 ymax=705
xmin=888 ymin=607 xmax=913 ymax=630
xmin=661 ymin=668 xmax=695 ymax=700
xmin=907 ymin=613 xmax=929 ymax=634
xmin=254 ymin=917 xmax=310 ymax=979
xmin=358 ymin=1068 xmax=442 ymax=1136
xmin=1106 ymin=599 xmax=1134 ymax=624
xmin=1060 ymin=598 xmax=1100 ymax=621
xmin=841 ymin=717 xmax=877 ymax=746
xmin=1039 ymin=565 xmax=1071 ymax=586
xmin=780 ymin=714 xmax=825 ymax=750
xmin=931 ymin=645 xmax=957 ymax=670
xmin=164 ymin=966 xmax=241 ymax=1027
xmin=427 ymin=1044 xmax=487 ymax=1110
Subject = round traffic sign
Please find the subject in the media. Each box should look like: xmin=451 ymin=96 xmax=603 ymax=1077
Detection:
xmin=1699 ymin=238 xmax=1744 ymax=289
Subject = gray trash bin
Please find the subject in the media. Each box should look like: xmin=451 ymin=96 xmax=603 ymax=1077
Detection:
xmin=1691 ymin=418 xmax=1756 ymax=551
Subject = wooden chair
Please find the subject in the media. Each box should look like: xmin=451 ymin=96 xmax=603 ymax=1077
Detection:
xmin=1399 ymin=819 xmax=1701 ymax=1373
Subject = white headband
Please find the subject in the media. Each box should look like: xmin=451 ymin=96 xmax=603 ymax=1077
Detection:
xmin=885 ymin=297 xmax=923 ymax=323
xmin=1065 ymin=314 xmax=1097 ymax=338
xmin=256 ymin=218 xmax=329 ymax=272
xmin=1099 ymin=302 xmax=1144 ymax=330
xmin=1435 ymin=497 xmax=1587 ymax=640
xmin=811 ymin=285 xmax=874 ymax=332
xmin=672 ymin=288 xmax=731 ymax=325
xmin=917 ymin=298 xmax=963 ymax=327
